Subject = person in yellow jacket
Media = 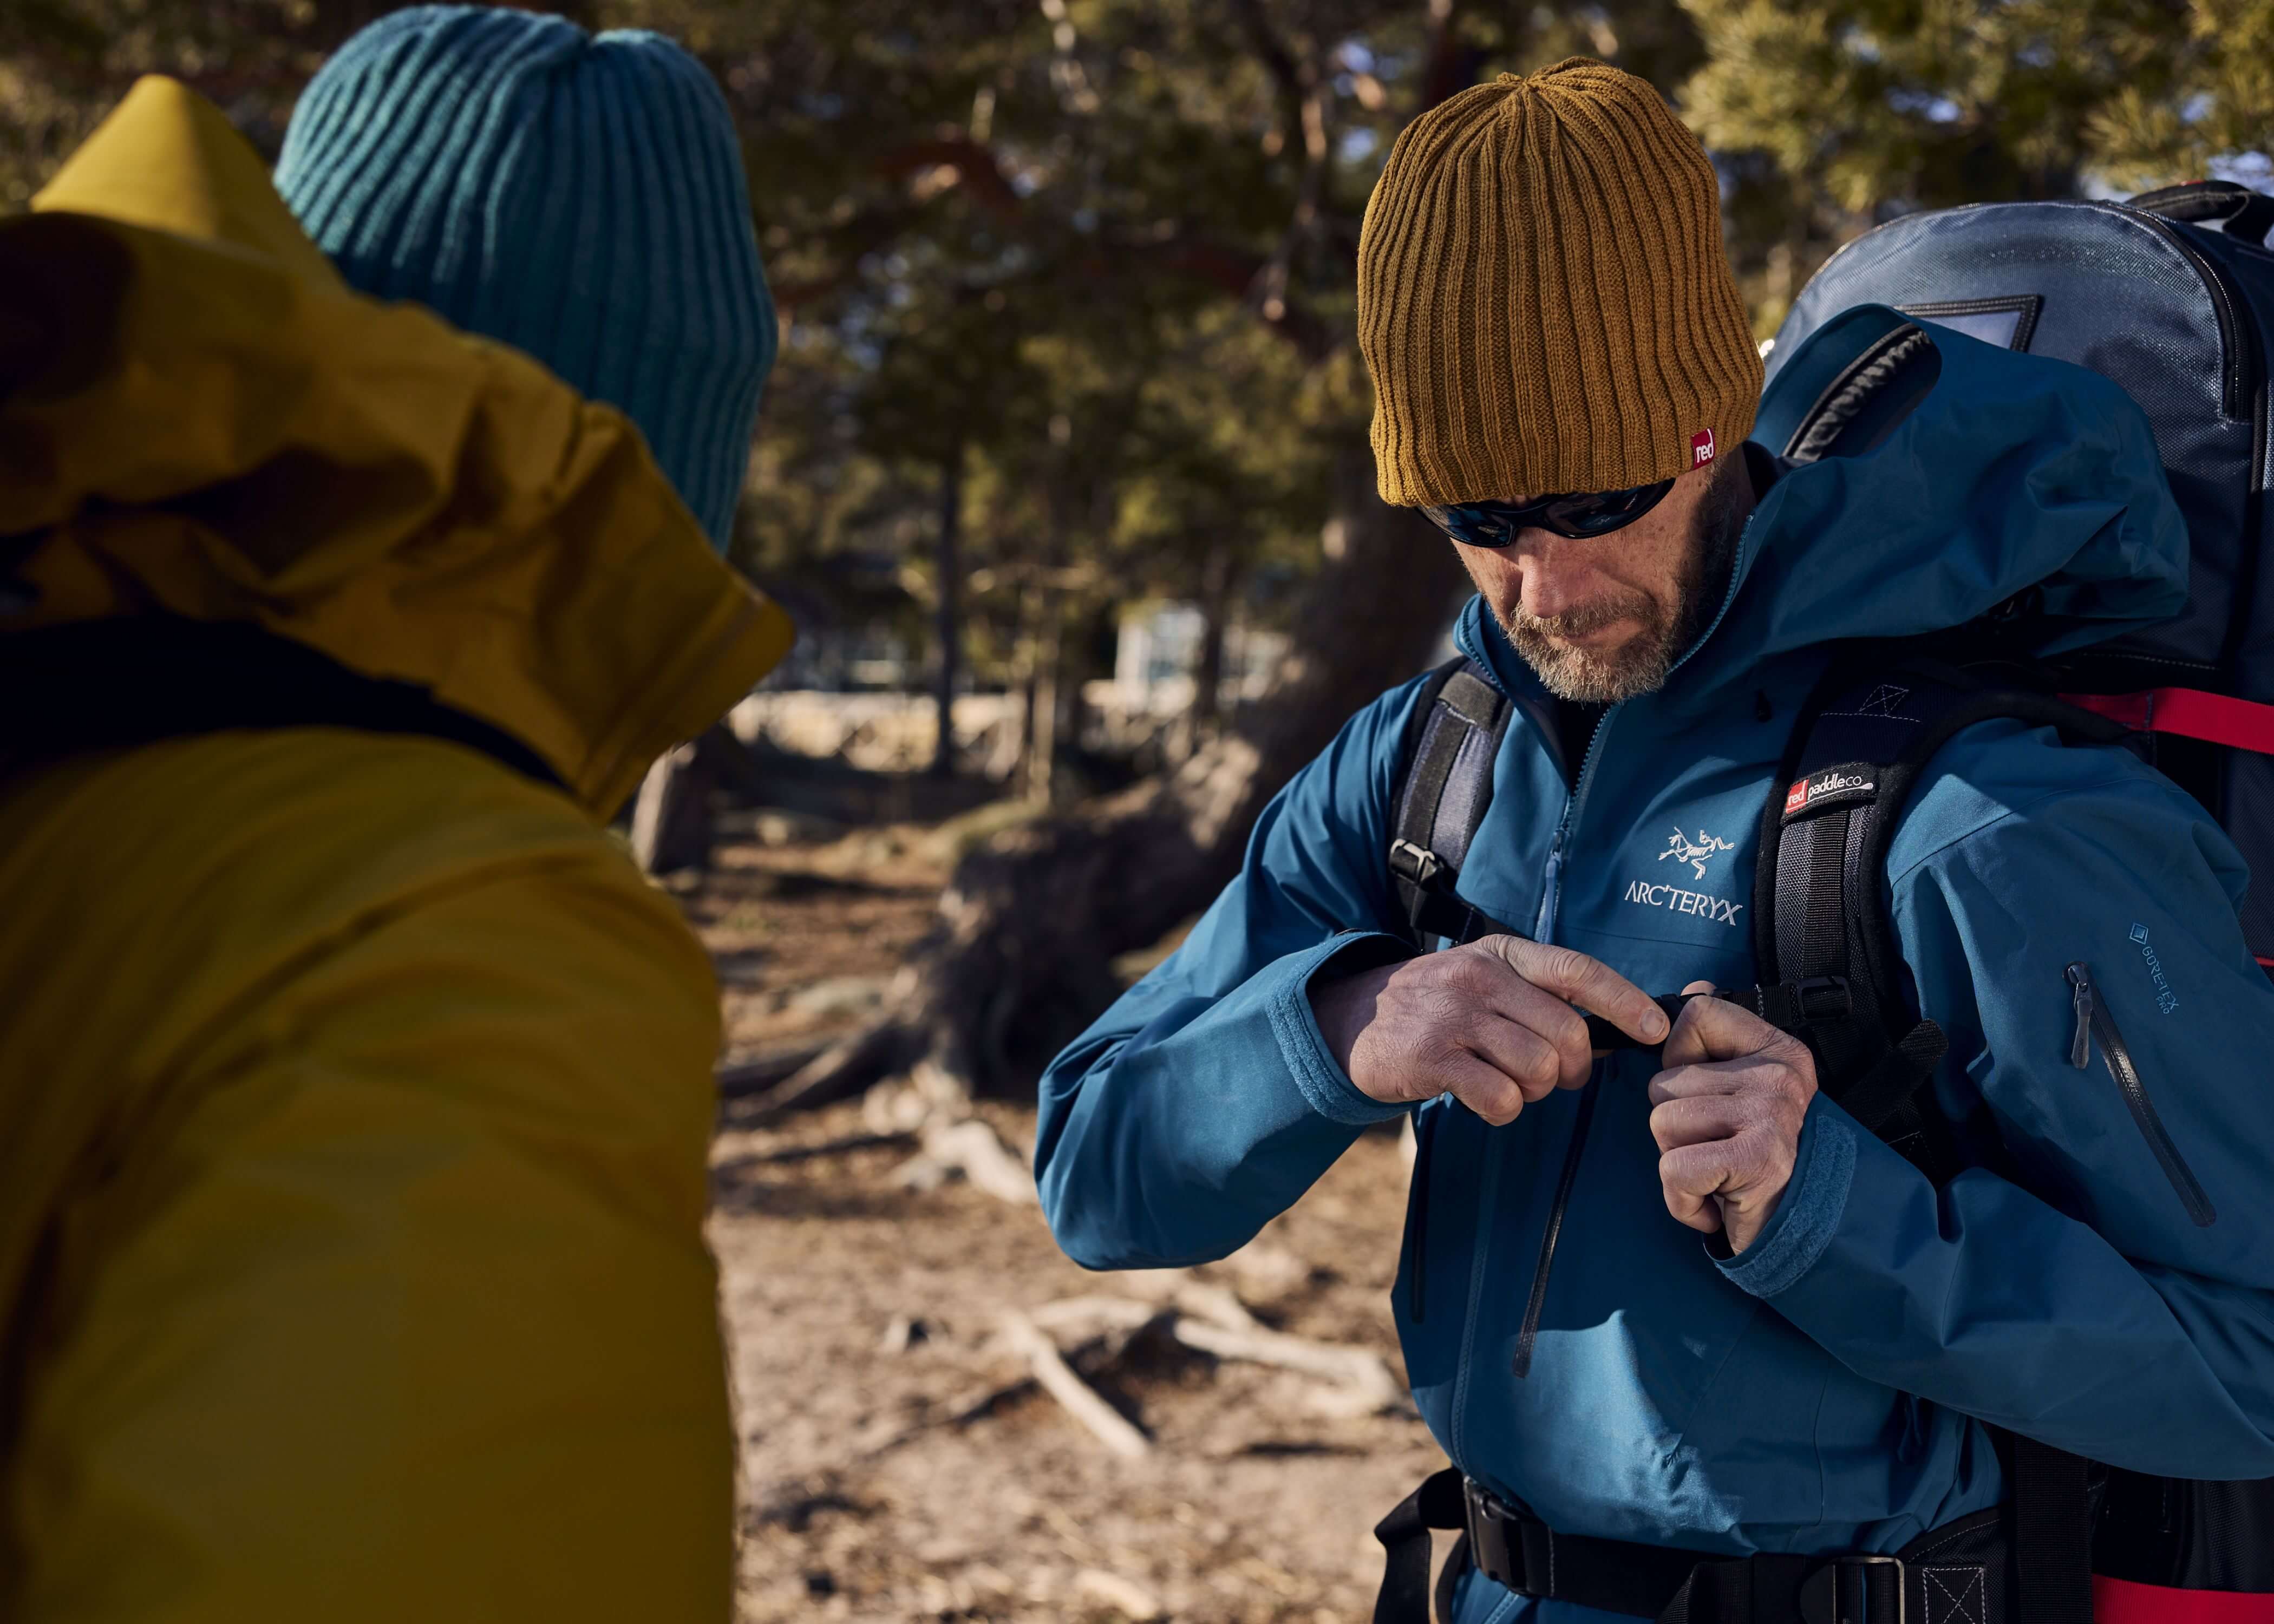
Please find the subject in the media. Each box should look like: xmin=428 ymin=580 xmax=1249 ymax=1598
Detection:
xmin=0 ymin=19 xmax=789 ymax=1623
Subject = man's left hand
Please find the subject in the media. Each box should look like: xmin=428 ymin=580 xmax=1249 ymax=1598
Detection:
xmin=1648 ymin=981 xmax=1819 ymax=1254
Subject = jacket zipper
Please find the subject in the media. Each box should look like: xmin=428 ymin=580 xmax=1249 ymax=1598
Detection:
xmin=1448 ymin=512 xmax=1760 ymax=1415
xmin=1494 ymin=509 xmax=1766 ymax=1384
xmin=1531 ymin=697 xmax=1613 ymax=938
xmin=1509 ymin=704 xmax=1613 ymax=1375
xmin=1512 ymin=1074 xmax=1599 ymax=1376
xmin=2066 ymin=962 xmax=2217 ymax=1227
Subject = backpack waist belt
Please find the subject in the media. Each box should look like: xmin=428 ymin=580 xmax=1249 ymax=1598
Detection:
xmin=1375 ymin=1470 xmax=2009 ymax=1624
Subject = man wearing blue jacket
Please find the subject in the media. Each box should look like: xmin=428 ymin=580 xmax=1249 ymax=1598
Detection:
xmin=1035 ymin=58 xmax=2274 ymax=1624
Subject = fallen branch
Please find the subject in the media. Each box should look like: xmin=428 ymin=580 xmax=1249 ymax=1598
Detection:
xmin=904 ymin=1116 xmax=1037 ymax=1205
xmin=1168 ymin=1318 xmax=1402 ymax=1411
xmin=1073 ymin=1568 xmax=1165 ymax=1621
xmin=1167 ymin=1276 xmax=1263 ymax=1332
xmin=999 ymin=1309 xmax=1151 ymax=1459
xmin=948 ymin=1376 xmax=1037 ymax=1426
xmin=1022 ymin=1291 xmax=1402 ymax=1412
xmin=713 ymin=1039 xmax=833 ymax=1097
xmin=846 ymin=1374 xmax=1038 ymax=1462
xmin=1024 ymin=1296 xmax=1160 ymax=1337
xmin=740 ymin=1130 xmax=918 ymax=1166
xmin=1113 ymin=1268 xmax=1265 ymax=1331
xmin=732 ymin=1022 xmax=918 ymax=1125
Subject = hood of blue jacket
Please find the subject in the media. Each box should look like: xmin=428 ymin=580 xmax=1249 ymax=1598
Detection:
xmin=1459 ymin=303 xmax=2189 ymax=700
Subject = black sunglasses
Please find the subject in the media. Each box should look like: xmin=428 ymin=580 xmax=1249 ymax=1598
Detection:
xmin=1421 ymin=477 xmax=1675 ymax=545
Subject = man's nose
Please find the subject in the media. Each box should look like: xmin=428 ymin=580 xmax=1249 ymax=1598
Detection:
xmin=1511 ymin=538 xmax=1595 ymax=620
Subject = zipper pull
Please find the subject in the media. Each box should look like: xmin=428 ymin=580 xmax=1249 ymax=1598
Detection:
xmin=1531 ymin=833 xmax=1565 ymax=942
xmin=2066 ymin=962 xmax=2094 ymax=1070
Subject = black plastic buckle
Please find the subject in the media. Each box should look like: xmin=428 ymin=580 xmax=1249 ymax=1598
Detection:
xmin=1801 ymin=1554 xmax=1905 ymax=1624
xmin=1462 ymin=1477 xmax=1524 ymax=1594
xmin=1389 ymin=838 xmax=1442 ymax=886
xmin=1793 ymin=976 xmax=1856 ymax=1026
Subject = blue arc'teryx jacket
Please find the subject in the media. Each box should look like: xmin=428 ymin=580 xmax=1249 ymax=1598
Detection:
xmin=1034 ymin=308 xmax=2274 ymax=1624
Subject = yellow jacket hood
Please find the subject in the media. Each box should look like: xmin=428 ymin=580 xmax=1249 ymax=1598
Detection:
xmin=0 ymin=77 xmax=792 ymax=814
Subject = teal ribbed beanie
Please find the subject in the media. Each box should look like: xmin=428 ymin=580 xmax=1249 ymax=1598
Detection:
xmin=275 ymin=6 xmax=774 ymax=550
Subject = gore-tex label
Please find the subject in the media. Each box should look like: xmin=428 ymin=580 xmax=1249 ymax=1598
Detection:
xmin=1782 ymin=764 xmax=1877 ymax=820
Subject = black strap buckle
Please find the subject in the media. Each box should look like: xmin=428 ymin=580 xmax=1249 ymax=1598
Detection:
xmin=1747 ymin=977 xmax=1857 ymax=1036
xmin=1389 ymin=837 xmax=1442 ymax=886
xmin=1800 ymin=1555 xmax=1905 ymax=1624
xmin=1792 ymin=976 xmax=1855 ymax=1025
xmin=1463 ymin=1477 xmax=1524 ymax=1593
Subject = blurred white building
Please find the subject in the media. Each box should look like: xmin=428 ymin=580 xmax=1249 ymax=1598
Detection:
xmin=1108 ymin=603 xmax=1286 ymax=712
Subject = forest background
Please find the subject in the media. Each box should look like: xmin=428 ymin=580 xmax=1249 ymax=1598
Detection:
xmin=5 ymin=5 xmax=2273 ymax=1618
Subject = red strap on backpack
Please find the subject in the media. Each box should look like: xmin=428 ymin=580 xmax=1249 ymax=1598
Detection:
xmin=2059 ymin=688 xmax=2274 ymax=757
xmin=2056 ymin=689 xmax=2274 ymax=975
xmin=2095 ymin=1575 xmax=2274 ymax=1624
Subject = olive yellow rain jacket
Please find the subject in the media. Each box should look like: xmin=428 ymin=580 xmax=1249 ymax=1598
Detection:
xmin=0 ymin=80 xmax=791 ymax=1621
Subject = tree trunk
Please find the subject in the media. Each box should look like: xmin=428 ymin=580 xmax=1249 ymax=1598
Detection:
xmin=1193 ymin=548 xmax=1230 ymax=731
xmin=931 ymin=446 xmax=963 ymax=778
xmin=745 ymin=435 xmax=1464 ymax=1115
xmin=1024 ymin=605 xmax=1063 ymax=806
xmin=631 ymin=738 xmax=718 ymax=875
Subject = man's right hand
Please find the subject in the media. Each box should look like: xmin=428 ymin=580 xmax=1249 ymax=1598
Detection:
xmin=1309 ymin=937 xmax=1669 ymax=1123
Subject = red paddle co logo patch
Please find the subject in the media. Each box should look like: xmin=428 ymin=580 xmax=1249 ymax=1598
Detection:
xmin=1785 ymin=765 xmax=1877 ymax=817
xmin=1690 ymin=429 xmax=1716 ymax=468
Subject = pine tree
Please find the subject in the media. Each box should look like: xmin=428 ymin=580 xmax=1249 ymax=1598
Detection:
xmin=1680 ymin=0 xmax=2272 ymax=332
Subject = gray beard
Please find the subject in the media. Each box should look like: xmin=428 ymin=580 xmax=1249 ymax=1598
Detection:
xmin=1500 ymin=477 xmax=1746 ymax=704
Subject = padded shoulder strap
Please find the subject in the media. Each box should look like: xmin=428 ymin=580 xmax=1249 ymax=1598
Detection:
xmin=2 ymin=616 xmax=567 ymax=793
xmin=1753 ymin=653 xmax=2129 ymax=1177
xmin=1388 ymin=657 xmax=1520 ymax=946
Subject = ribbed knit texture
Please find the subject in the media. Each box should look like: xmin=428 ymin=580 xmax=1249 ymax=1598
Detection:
xmin=275 ymin=6 xmax=773 ymax=549
xmin=1357 ymin=58 xmax=1762 ymax=507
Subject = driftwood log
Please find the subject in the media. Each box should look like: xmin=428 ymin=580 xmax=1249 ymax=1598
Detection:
xmin=999 ymin=1308 xmax=1152 ymax=1459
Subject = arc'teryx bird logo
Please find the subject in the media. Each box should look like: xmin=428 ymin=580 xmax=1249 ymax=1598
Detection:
xmin=1659 ymin=827 xmax=1736 ymax=880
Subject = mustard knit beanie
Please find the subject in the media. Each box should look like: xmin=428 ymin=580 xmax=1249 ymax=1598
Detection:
xmin=1358 ymin=58 xmax=1761 ymax=507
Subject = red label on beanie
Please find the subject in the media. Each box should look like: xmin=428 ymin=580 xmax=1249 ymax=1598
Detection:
xmin=1691 ymin=429 xmax=1716 ymax=469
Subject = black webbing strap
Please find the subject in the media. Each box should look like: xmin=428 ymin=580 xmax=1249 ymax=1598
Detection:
xmin=1374 ymin=1468 xmax=1467 ymax=1624
xmin=1748 ymin=651 xmax=2118 ymax=1624
xmin=2010 ymin=1435 xmax=2094 ymax=1624
xmin=1377 ymin=1470 xmax=2005 ymax=1624
xmin=1583 ymin=980 xmax=1857 ymax=1054
xmin=1756 ymin=656 xmax=2124 ymax=1179
xmin=1 ymin=615 xmax=566 ymax=793
xmin=1389 ymin=658 xmax=1516 ymax=947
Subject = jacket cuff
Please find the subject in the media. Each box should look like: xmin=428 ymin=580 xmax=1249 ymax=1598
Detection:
xmin=1715 ymin=1095 xmax=1857 ymax=1299
xmin=1267 ymin=932 xmax=1416 ymax=1128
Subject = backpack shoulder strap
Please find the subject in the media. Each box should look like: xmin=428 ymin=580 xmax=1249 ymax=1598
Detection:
xmin=2 ymin=616 xmax=567 ymax=794
xmin=1753 ymin=650 xmax=2130 ymax=1177
xmin=1388 ymin=656 xmax=1520 ymax=947
xmin=1763 ymin=652 xmax=2146 ymax=1624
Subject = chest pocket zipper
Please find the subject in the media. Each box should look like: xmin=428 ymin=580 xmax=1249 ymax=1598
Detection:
xmin=2066 ymin=962 xmax=2217 ymax=1227
xmin=1513 ymin=1078 xmax=1600 ymax=1377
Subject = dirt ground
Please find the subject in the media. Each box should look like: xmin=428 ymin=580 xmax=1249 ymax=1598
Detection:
xmin=682 ymin=813 xmax=1448 ymax=1623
